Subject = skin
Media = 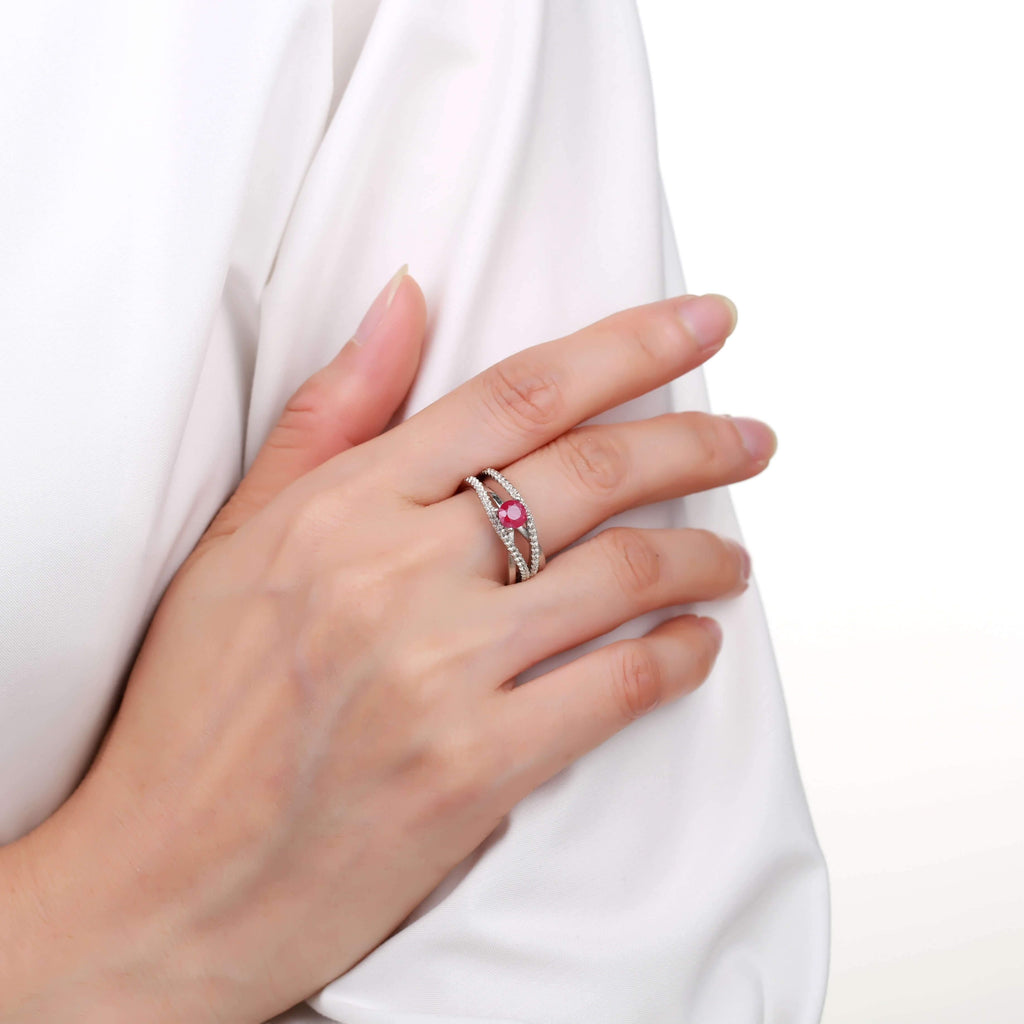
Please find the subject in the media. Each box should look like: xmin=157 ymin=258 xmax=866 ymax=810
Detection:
xmin=0 ymin=273 xmax=776 ymax=1023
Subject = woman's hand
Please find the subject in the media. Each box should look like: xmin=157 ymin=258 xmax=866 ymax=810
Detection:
xmin=3 ymin=271 xmax=774 ymax=1024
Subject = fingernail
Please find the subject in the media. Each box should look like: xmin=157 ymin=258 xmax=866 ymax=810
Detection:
xmin=353 ymin=263 xmax=408 ymax=346
xmin=726 ymin=416 xmax=778 ymax=461
xmin=697 ymin=616 xmax=723 ymax=647
xmin=676 ymin=293 xmax=738 ymax=354
xmin=728 ymin=539 xmax=752 ymax=581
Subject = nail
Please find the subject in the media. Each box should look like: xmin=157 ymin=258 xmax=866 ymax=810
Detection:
xmin=353 ymin=263 xmax=408 ymax=346
xmin=676 ymin=293 xmax=738 ymax=354
xmin=726 ymin=416 xmax=778 ymax=461
xmin=697 ymin=616 xmax=723 ymax=647
xmin=728 ymin=539 xmax=752 ymax=581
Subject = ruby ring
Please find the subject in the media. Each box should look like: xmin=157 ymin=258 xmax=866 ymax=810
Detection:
xmin=462 ymin=468 xmax=546 ymax=584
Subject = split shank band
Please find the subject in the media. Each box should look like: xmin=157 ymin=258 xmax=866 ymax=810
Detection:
xmin=461 ymin=468 xmax=546 ymax=585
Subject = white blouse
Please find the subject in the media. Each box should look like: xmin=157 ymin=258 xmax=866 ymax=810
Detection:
xmin=0 ymin=1 xmax=829 ymax=1021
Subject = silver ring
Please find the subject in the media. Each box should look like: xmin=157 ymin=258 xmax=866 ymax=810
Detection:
xmin=463 ymin=468 xmax=546 ymax=584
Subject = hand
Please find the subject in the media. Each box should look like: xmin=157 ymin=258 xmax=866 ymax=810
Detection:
xmin=6 ymin=272 xmax=774 ymax=1024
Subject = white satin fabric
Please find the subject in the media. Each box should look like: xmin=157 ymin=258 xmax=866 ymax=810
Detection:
xmin=0 ymin=1 xmax=829 ymax=1021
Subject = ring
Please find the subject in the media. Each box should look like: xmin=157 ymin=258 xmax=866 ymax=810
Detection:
xmin=462 ymin=468 xmax=546 ymax=584
xmin=463 ymin=470 xmax=545 ymax=583
xmin=484 ymin=489 xmax=543 ymax=583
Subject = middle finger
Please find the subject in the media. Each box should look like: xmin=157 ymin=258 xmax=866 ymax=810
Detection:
xmin=368 ymin=293 xmax=737 ymax=505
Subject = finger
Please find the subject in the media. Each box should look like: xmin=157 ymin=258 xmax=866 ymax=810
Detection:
xmin=371 ymin=292 xmax=738 ymax=504
xmin=200 ymin=267 xmax=427 ymax=547
xmin=489 ymin=613 xmax=722 ymax=795
xmin=490 ymin=525 xmax=749 ymax=675
xmin=440 ymin=409 xmax=776 ymax=578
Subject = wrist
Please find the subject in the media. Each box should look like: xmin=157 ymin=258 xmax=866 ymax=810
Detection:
xmin=0 ymin=782 xmax=233 ymax=1024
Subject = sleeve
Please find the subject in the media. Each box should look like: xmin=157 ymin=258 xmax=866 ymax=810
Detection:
xmin=252 ymin=1 xmax=831 ymax=1021
xmin=0 ymin=0 xmax=337 ymax=842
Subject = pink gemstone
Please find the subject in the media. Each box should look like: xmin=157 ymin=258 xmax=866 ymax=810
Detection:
xmin=498 ymin=499 xmax=526 ymax=528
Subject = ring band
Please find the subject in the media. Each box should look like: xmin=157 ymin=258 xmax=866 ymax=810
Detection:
xmin=463 ymin=468 xmax=546 ymax=584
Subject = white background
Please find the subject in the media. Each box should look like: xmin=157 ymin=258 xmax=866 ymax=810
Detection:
xmin=636 ymin=1 xmax=1023 ymax=1020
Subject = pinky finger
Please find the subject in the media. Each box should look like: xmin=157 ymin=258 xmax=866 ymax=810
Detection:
xmin=491 ymin=614 xmax=723 ymax=796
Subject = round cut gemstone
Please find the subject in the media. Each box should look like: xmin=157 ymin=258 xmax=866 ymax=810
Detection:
xmin=498 ymin=498 xmax=526 ymax=529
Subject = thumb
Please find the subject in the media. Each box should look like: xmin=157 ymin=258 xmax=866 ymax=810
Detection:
xmin=201 ymin=264 xmax=427 ymax=547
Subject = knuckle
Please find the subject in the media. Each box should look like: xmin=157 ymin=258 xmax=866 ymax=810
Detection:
xmin=626 ymin=308 xmax=690 ymax=364
xmin=479 ymin=359 xmax=564 ymax=439
xmin=600 ymin=527 xmax=662 ymax=596
xmin=610 ymin=640 xmax=663 ymax=720
xmin=683 ymin=411 xmax=733 ymax=467
xmin=553 ymin=427 xmax=629 ymax=500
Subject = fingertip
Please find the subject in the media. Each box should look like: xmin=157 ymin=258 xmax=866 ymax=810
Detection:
xmin=318 ymin=267 xmax=429 ymax=446
xmin=389 ymin=267 xmax=428 ymax=341
xmin=695 ymin=615 xmax=722 ymax=648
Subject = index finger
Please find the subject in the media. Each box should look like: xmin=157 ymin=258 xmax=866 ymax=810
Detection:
xmin=370 ymin=292 xmax=738 ymax=505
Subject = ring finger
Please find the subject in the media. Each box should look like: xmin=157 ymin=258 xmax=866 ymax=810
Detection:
xmin=438 ymin=409 xmax=776 ymax=583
